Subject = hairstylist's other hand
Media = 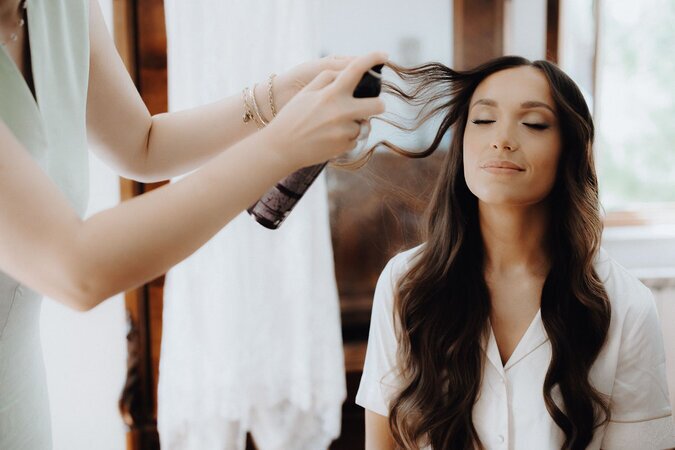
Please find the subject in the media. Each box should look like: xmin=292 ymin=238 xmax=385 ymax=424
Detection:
xmin=263 ymin=51 xmax=388 ymax=170
xmin=273 ymin=55 xmax=356 ymax=111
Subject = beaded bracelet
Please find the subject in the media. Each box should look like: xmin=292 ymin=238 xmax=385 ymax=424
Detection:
xmin=267 ymin=73 xmax=277 ymax=118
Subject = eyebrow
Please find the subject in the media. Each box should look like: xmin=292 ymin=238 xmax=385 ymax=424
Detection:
xmin=470 ymin=98 xmax=556 ymax=114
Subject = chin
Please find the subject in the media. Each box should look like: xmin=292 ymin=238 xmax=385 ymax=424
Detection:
xmin=471 ymin=188 xmax=547 ymax=207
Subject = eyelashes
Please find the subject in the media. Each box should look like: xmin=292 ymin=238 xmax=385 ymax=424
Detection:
xmin=470 ymin=119 xmax=550 ymax=130
xmin=523 ymin=123 xmax=550 ymax=130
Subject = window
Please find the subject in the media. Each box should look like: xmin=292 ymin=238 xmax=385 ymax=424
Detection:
xmin=560 ymin=0 xmax=675 ymax=223
xmin=595 ymin=0 xmax=675 ymax=216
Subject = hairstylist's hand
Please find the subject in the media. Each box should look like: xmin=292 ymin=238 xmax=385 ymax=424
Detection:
xmin=272 ymin=55 xmax=356 ymax=111
xmin=263 ymin=51 xmax=388 ymax=170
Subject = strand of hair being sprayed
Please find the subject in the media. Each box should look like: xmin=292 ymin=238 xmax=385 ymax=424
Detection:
xmin=331 ymin=61 xmax=461 ymax=170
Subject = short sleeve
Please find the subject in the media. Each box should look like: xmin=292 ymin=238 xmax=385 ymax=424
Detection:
xmin=601 ymin=286 xmax=675 ymax=449
xmin=355 ymin=255 xmax=408 ymax=417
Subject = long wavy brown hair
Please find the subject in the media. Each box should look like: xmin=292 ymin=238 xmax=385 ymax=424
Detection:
xmin=366 ymin=56 xmax=611 ymax=449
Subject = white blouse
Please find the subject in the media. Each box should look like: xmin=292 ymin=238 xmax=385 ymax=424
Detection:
xmin=356 ymin=246 xmax=675 ymax=449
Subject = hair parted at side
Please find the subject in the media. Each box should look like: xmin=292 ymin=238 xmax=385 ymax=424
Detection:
xmin=364 ymin=56 xmax=611 ymax=450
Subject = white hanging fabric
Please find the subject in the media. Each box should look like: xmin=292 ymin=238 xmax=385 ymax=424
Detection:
xmin=158 ymin=1 xmax=346 ymax=449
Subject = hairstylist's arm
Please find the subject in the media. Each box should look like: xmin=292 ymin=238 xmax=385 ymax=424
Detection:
xmin=85 ymin=0 xmax=353 ymax=182
xmin=0 ymin=51 xmax=386 ymax=311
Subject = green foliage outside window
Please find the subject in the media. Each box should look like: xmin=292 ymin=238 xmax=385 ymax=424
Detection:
xmin=596 ymin=0 xmax=675 ymax=211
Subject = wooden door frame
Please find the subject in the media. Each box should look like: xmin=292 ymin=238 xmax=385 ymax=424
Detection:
xmin=453 ymin=0 xmax=560 ymax=68
xmin=112 ymin=1 xmax=167 ymax=449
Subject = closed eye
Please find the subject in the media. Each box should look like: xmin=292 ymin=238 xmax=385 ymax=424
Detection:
xmin=471 ymin=120 xmax=495 ymax=125
xmin=523 ymin=123 xmax=550 ymax=130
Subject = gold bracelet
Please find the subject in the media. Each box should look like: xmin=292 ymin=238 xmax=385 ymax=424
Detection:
xmin=242 ymin=87 xmax=256 ymax=125
xmin=267 ymin=73 xmax=277 ymax=118
xmin=242 ymin=86 xmax=268 ymax=128
xmin=248 ymin=83 xmax=269 ymax=127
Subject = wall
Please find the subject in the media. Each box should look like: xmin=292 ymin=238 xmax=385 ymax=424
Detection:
xmin=319 ymin=0 xmax=453 ymax=149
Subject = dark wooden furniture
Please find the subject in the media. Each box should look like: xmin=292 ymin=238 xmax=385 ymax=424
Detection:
xmin=453 ymin=0 xmax=504 ymax=70
xmin=113 ymin=1 xmax=167 ymax=448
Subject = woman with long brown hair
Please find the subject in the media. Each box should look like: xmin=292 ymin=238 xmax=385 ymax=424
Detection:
xmin=356 ymin=56 xmax=675 ymax=449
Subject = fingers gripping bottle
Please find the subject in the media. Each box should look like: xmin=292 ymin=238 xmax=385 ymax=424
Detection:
xmin=247 ymin=64 xmax=383 ymax=229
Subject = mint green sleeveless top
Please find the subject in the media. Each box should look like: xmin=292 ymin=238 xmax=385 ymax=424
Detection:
xmin=0 ymin=0 xmax=90 ymax=447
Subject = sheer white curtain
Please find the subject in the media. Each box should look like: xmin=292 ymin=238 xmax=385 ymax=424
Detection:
xmin=158 ymin=2 xmax=346 ymax=449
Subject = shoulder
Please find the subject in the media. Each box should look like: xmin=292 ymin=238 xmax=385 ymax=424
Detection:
xmin=372 ymin=244 xmax=424 ymax=312
xmin=378 ymin=244 xmax=424 ymax=291
xmin=386 ymin=244 xmax=424 ymax=275
xmin=37 ymin=0 xmax=89 ymax=18
xmin=594 ymin=247 xmax=655 ymax=330
xmin=593 ymin=250 xmax=675 ymax=444
xmin=32 ymin=0 xmax=90 ymax=52
xmin=62 ymin=0 xmax=90 ymax=10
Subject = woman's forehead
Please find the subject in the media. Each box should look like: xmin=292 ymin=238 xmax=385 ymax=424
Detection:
xmin=470 ymin=66 xmax=555 ymax=109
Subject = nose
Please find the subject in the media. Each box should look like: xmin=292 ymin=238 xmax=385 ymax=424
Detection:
xmin=492 ymin=139 xmax=517 ymax=152
xmin=491 ymin=125 xmax=518 ymax=152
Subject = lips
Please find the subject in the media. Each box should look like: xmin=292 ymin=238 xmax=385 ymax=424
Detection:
xmin=481 ymin=160 xmax=525 ymax=171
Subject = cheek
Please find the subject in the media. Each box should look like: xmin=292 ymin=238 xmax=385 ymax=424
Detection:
xmin=462 ymin=127 xmax=480 ymax=157
xmin=532 ymin=140 xmax=562 ymax=190
xmin=462 ymin=136 xmax=480 ymax=189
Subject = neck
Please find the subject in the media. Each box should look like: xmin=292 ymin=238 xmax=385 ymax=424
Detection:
xmin=0 ymin=0 xmax=22 ymax=23
xmin=479 ymin=200 xmax=551 ymax=278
